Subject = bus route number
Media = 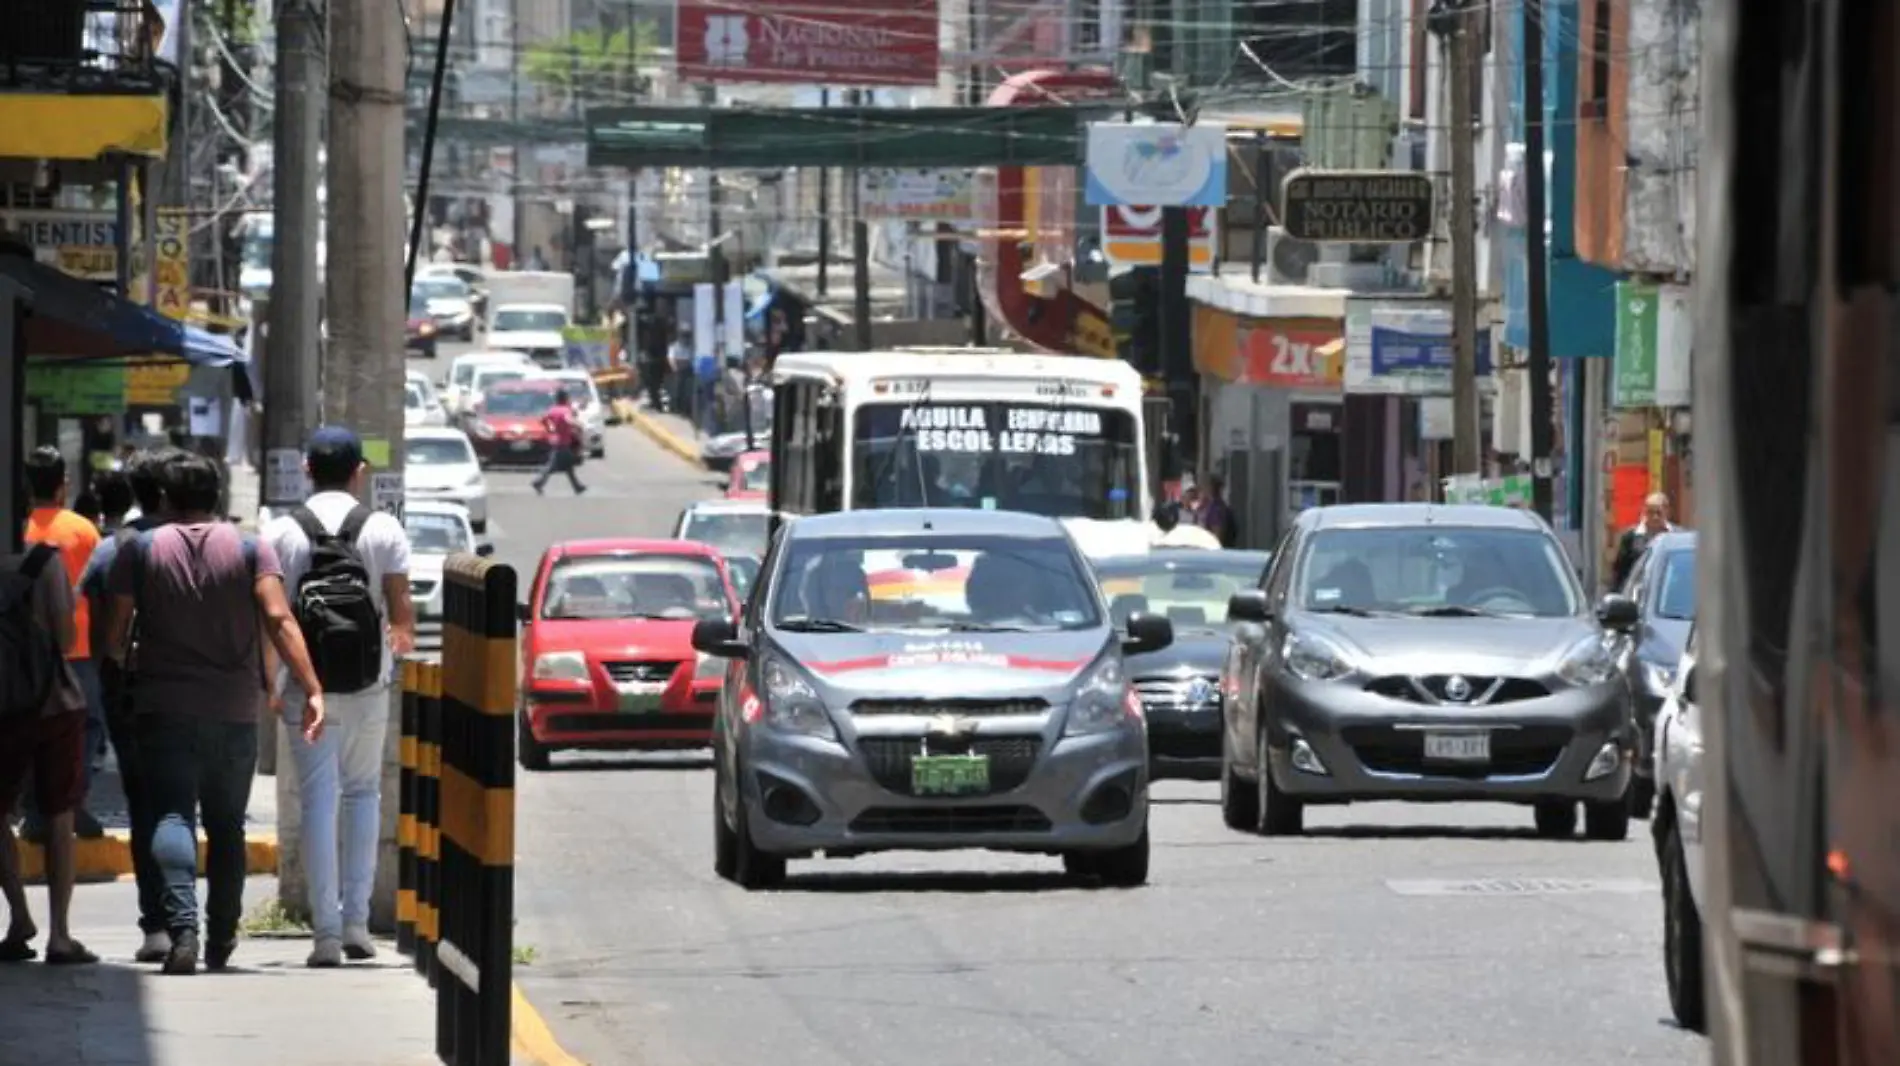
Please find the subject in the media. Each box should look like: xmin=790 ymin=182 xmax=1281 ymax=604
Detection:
xmin=883 ymin=379 xmax=930 ymax=395
xmin=1035 ymin=381 xmax=1089 ymax=398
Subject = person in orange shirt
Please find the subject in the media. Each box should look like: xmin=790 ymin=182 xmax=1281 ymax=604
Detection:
xmin=21 ymin=446 xmax=105 ymax=840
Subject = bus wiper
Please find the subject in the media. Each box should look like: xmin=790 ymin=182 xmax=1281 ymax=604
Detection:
xmin=776 ymin=617 xmax=865 ymax=633
xmin=868 ymin=380 xmax=932 ymax=504
xmin=1407 ymin=605 xmax=1497 ymax=618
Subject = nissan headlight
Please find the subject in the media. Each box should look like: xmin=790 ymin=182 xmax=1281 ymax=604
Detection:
xmin=532 ymin=651 xmax=588 ymax=682
xmin=1063 ymin=656 xmax=1137 ymax=737
xmin=1281 ymin=632 xmax=1353 ymax=683
xmin=759 ymin=655 xmax=836 ymax=738
xmin=1556 ymin=636 xmax=1619 ymax=687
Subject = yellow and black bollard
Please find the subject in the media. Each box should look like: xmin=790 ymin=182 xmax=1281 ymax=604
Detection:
xmin=435 ymin=553 xmax=517 ymax=1066
xmin=397 ymin=660 xmax=420 ymax=959
xmin=417 ymin=659 xmax=444 ymax=986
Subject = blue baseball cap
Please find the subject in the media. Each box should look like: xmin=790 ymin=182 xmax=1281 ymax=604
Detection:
xmin=306 ymin=425 xmax=364 ymax=467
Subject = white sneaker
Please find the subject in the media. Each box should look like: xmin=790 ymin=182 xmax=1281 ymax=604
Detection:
xmin=306 ymin=938 xmax=342 ymax=968
xmin=135 ymin=931 xmax=172 ymax=963
xmin=342 ymin=926 xmax=376 ymax=961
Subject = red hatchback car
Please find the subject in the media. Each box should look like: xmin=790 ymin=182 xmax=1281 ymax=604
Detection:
xmin=469 ymin=378 xmax=560 ymax=467
xmin=517 ymin=539 xmax=740 ymax=770
xmin=726 ymin=450 xmax=770 ymax=500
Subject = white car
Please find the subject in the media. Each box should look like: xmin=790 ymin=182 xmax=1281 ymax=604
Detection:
xmin=441 ymin=350 xmax=534 ymax=419
xmin=403 ymin=499 xmax=490 ymax=620
xmin=671 ymin=498 xmax=771 ymax=560
xmin=1651 ymin=626 xmax=1706 ymax=1034
xmin=418 ymin=262 xmax=487 ymax=319
xmin=404 ymin=426 xmax=489 ymax=532
xmin=412 ymin=275 xmax=477 ymax=341
xmin=532 ymin=368 xmax=606 ymax=458
xmin=404 ymin=376 xmax=447 ymax=427
xmin=487 ymin=303 xmax=569 ymax=369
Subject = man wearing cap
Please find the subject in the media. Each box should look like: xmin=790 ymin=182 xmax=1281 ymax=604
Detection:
xmin=260 ymin=426 xmax=416 ymax=968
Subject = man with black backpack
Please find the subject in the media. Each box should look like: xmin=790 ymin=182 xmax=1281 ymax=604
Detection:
xmin=261 ymin=426 xmax=415 ymax=968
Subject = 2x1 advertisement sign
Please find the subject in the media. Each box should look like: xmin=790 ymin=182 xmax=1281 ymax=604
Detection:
xmin=675 ymin=0 xmax=940 ymax=86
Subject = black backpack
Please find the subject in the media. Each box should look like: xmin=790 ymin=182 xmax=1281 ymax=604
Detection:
xmin=290 ymin=504 xmax=385 ymax=695
xmin=1 ymin=544 xmax=62 ymax=719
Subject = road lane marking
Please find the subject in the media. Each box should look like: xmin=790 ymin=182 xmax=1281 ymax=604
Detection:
xmin=513 ymin=982 xmax=591 ymax=1066
xmin=1385 ymin=878 xmax=1656 ymax=896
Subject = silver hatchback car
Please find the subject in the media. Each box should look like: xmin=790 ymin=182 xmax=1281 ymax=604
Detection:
xmin=693 ymin=508 xmax=1174 ymax=890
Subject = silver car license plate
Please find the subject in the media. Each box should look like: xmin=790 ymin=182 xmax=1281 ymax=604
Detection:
xmin=1423 ymin=732 xmax=1490 ymax=762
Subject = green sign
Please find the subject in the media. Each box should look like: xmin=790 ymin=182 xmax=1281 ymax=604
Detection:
xmin=1613 ymin=281 xmax=1660 ymax=408
xmin=1442 ymin=474 xmax=1533 ymax=507
xmin=25 ymin=359 xmax=126 ymax=416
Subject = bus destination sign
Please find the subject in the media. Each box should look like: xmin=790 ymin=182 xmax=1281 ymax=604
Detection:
xmin=903 ymin=406 xmax=1104 ymax=457
xmin=1280 ymin=169 xmax=1435 ymax=243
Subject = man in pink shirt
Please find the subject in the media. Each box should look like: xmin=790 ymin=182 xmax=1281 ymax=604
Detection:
xmin=532 ymin=388 xmax=589 ymax=496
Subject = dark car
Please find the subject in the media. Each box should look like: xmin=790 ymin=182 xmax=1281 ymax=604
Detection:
xmin=691 ymin=508 xmax=1174 ymax=889
xmin=1221 ymin=504 xmax=1639 ymax=840
xmin=1094 ymin=549 xmax=1272 ymax=781
xmin=1609 ymin=529 xmax=1696 ymax=818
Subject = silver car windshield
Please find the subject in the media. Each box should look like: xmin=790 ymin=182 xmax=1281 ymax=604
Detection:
xmin=771 ymin=534 xmax=1102 ymax=633
xmin=1296 ymin=527 xmax=1582 ymax=618
xmin=1654 ymin=548 xmax=1696 ymax=620
xmin=1094 ymin=556 xmax=1265 ymax=629
xmin=405 ymin=513 xmax=470 ymax=554
xmin=406 ymin=438 xmax=473 ymax=466
xmin=682 ymin=511 xmax=769 ymax=557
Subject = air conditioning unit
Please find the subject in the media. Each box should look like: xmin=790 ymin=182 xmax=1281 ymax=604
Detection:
xmin=1263 ymin=227 xmax=1321 ymax=285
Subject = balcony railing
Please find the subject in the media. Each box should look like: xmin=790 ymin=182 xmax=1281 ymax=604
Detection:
xmin=3 ymin=0 xmax=176 ymax=93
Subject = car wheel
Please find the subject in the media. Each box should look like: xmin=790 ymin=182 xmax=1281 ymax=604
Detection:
xmin=590 ymin=444 xmax=606 ymax=460
xmin=1629 ymin=776 xmax=1656 ymax=820
xmin=1219 ymin=727 xmax=1259 ymax=832
xmin=729 ymin=765 xmax=786 ymax=891
xmin=1584 ymin=796 xmax=1632 ymax=841
xmin=1067 ymin=828 xmax=1150 ymax=888
xmin=712 ymin=759 xmax=739 ymax=882
xmin=1533 ymin=800 xmax=1578 ymax=838
xmin=1662 ymin=822 xmax=1708 ymax=1032
xmin=1255 ymin=733 xmax=1303 ymax=836
xmin=516 ymin=709 xmax=551 ymax=771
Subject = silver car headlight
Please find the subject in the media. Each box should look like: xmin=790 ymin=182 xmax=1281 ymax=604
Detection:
xmin=1062 ymin=656 xmax=1138 ymax=737
xmin=1555 ymin=636 xmax=1619 ymax=687
xmin=760 ymin=654 xmax=836 ymax=739
xmin=1281 ymin=631 xmax=1353 ymax=683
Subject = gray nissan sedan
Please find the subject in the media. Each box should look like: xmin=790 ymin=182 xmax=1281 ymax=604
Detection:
xmin=692 ymin=508 xmax=1174 ymax=890
xmin=1222 ymin=504 xmax=1638 ymax=840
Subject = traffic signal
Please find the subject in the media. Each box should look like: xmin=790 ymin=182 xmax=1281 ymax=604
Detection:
xmin=1109 ymin=267 xmax=1161 ymax=375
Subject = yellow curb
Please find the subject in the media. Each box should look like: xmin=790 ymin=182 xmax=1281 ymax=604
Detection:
xmin=609 ymin=396 xmax=640 ymax=424
xmin=14 ymin=831 xmax=279 ymax=885
xmin=513 ymin=981 xmax=591 ymax=1065
xmin=626 ymin=406 xmax=702 ymax=465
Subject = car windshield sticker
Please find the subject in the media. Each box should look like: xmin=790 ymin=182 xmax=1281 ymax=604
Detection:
xmin=1314 ymin=587 xmax=1342 ymax=601
xmin=902 ymin=405 xmax=1105 ymax=457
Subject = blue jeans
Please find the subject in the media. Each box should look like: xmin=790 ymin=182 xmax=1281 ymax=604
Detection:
xmin=137 ymin=714 xmax=257 ymax=942
xmin=103 ymin=663 xmax=165 ymax=934
xmin=532 ymin=446 xmax=585 ymax=493
xmin=282 ymin=683 xmax=389 ymax=941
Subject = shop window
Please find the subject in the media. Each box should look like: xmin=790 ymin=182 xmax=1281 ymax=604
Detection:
xmin=1584 ymin=0 xmax=1612 ymax=119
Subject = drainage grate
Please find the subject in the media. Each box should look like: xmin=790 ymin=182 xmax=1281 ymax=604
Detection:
xmin=1385 ymin=878 xmax=1657 ymax=896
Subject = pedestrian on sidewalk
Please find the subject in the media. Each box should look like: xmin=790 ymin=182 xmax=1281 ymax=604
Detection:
xmin=261 ymin=427 xmax=415 ymax=968
xmin=1610 ymin=492 xmax=1679 ymax=592
xmin=0 ymin=493 xmax=95 ymax=966
xmin=92 ymin=470 xmax=133 ymax=536
xmin=78 ymin=448 xmax=177 ymax=961
xmin=532 ymin=390 xmax=589 ymax=496
xmin=105 ymin=451 xmax=328 ymax=975
xmin=20 ymin=447 xmax=106 ymax=842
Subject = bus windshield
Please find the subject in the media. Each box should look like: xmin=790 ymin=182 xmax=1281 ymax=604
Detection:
xmin=850 ymin=401 xmax=1140 ymax=521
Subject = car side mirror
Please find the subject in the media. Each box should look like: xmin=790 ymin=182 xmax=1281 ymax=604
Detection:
xmin=1595 ymin=593 xmax=1640 ymax=631
xmin=1679 ymin=665 xmax=1697 ymax=705
xmin=1121 ymin=611 xmax=1174 ymax=656
xmin=692 ymin=617 xmax=748 ymax=658
xmin=515 ymin=601 xmax=531 ymax=623
xmin=475 ymin=543 xmax=495 ymax=557
xmin=1227 ymin=589 xmax=1272 ymax=624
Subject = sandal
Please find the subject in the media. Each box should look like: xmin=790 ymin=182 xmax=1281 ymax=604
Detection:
xmin=0 ymin=937 xmax=37 ymax=963
xmin=44 ymin=942 xmax=98 ymax=966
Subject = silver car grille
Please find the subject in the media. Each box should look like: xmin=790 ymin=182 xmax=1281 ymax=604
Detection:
xmin=1363 ymin=675 xmax=1552 ymax=706
xmin=1133 ymin=676 xmax=1221 ymax=712
xmin=849 ymin=698 xmax=1048 ymax=718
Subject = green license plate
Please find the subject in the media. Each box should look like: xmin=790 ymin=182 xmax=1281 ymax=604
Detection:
xmin=911 ymin=754 xmax=990 ymax=796
xmin=616 ymin=684 xmax=665 ymax=714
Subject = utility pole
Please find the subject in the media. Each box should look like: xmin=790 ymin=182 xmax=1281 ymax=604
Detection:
xmin=264 ymin=0 xmax=325 ymax=895
xmin=848 ymin=90 xmax=871 ymax=351
xmin=1444 ymin=0 xmax=1483 ymax=476
xmin=816 ymin=88 xmax=830 ymax=296
xmin=1521 ymin=3 xmax=1556 ymax=521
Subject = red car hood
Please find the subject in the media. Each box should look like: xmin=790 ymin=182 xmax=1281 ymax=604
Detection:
xmin=531 ymin=617 xmax=698 ymax=659
xmin=481 ymin=415 xmax=547 ymax=436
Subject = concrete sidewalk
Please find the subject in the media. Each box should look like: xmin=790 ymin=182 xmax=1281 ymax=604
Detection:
xmin=0 ymin=878 xmax=441 ymax=1066
xmin=14 ymin=760 xmax=280 ymax=884
xmin=621 ymin=400 xmax=703 ymax=465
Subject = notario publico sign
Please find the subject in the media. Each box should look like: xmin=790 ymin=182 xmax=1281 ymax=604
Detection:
xmin=1281 ymin=169 xmax=1435 ymax=243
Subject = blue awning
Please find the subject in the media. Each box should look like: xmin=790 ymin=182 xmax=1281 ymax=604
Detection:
xmin=1 ymin=251 xmax=248 ymax=366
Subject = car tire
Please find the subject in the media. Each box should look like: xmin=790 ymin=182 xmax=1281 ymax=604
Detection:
xmin=1584 ymin=797 xmax=1632 ymax=841
xmin=516 ymin=710 xmax=551 ymax=772
xmin=1067 ymin=829 xmax=1150 ymax=888
xmin=728 ymin=766 xmax=786 ymax=891
xmin=712 ymin=761 xmax=739 ymax=883
xmin=1629 ymin=776 xmax=1656 ymax=819
xmin=1533 ymin=800 xmax=1578 ymax=838
xmin=1255 ymin=733 xmax=1304 ymax=836
xmin=590 ymin=444 xmax=606 ymax=460
xmin=1662 ymin=822 xmax=1708 ymax=1032
xmin=1219 ymin=729 xmax=1260 ymax=832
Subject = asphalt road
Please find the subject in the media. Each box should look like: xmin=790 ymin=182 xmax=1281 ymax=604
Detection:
xmin=453 ymin=397 xmax=1707 ymax=1066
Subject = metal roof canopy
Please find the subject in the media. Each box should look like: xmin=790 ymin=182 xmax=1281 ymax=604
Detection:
xmin=585 ymin=104 xmax=1154 ymax=170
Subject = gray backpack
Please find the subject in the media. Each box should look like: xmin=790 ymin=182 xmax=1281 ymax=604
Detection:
xmin=1 ymin=545 xmax=62 ymax=718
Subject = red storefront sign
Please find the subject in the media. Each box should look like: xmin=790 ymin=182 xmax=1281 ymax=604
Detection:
xmin=1238 ymin=319 xmax=1344 ymax=389
xmin=675 ymin=0 xmax=941 ymax=86
xmin=1100 ymin=205 xmax=1217 ymax=268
